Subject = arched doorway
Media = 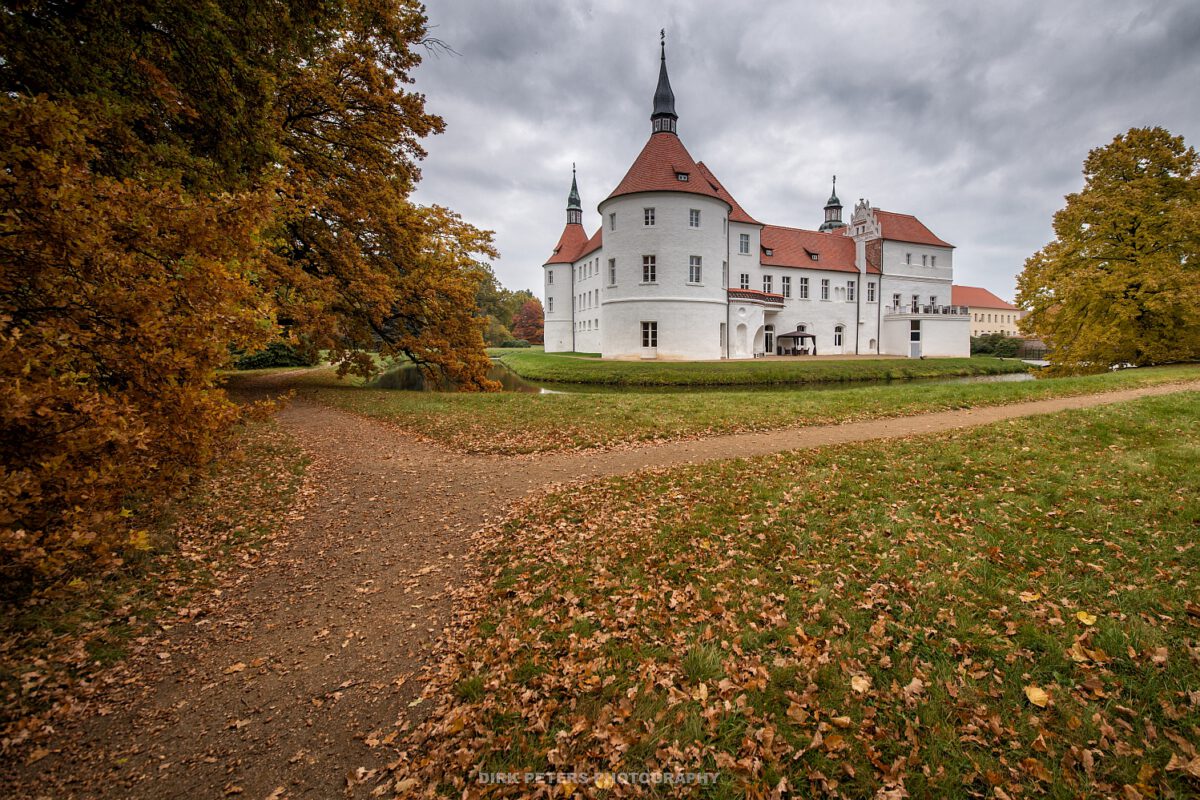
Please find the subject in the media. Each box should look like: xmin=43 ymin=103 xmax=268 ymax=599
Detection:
xmin=764 ymin=324 xmax=775 ymax=355
xmin=735 ymin=323 xmax=748 ymax=357
xmin=833 ymin=324 xmax=845 ymax=354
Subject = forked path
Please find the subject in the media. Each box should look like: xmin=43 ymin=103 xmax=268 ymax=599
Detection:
xmin=9 ymin=380 xmax=1198 ymax=798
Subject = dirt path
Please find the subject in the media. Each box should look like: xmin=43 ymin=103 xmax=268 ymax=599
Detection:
xmin=8 ymin=380 xmax=1197 ymax=798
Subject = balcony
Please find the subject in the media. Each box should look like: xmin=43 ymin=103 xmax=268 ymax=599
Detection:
xmin=728 ymin=288 xmax=785 ymax=307
xmin=884 ymin=304 xmax=969 ymax=317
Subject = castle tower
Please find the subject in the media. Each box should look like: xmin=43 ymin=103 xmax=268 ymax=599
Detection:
xmin=596 ymin=33 xmax=732 ymax=360
xmin=542 ymin=166 xmax=589 ymax=353
xmin=819 ymin=175 xmax=847 ymax=232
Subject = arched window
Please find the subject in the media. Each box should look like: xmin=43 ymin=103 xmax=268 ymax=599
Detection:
xmin=834 ymin=325 xmax=844 ymax=347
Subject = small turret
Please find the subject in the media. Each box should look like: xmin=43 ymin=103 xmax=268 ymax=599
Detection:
xmin=651 ymin=30 xmax=678 ymax=135
xmin=819 ymin=175 xmax=847 ymax=232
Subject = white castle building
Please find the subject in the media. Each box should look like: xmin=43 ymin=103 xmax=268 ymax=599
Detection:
xmin=542 ymin=40 xmax=970 ymax=360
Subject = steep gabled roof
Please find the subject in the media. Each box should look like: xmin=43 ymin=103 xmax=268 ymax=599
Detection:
xmin=578 ymin=227 xmax=603 ymax=259
xmin=760 ymin=224 xmax=876 ymax=274
xmin=606 ymin=133 xmax=727 ymax=204
xmin=873 ymin=210 xmax=953 ymax=248
xmin=696 ymin=162 xmax=760 ymax=225
xmin=544 ymin=223 xmax=589 ymax=265
xmin=952 ymin=285 xmax=1017 ymax=310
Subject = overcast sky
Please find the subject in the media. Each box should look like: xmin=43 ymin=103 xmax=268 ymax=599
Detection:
xmin=409 ymin=0 xmax=1200 ymax=302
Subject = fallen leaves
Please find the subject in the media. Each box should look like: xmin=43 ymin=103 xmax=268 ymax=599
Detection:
xmin=1075 ymin=611 xmax=1098 ymax=626
xmin=1024 ymin=685 xmax=1050 ymax=708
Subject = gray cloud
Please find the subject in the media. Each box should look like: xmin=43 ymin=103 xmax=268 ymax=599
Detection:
xmin=410 ymin=0 xmax=1200 ymax=301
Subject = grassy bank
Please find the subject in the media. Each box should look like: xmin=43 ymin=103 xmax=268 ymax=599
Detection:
xmin=397 ymin=391 xmax=1200 ymax=797
xmin=0 ymin=421 xmax=307 ymax=746
xmin=500 ymin=351 xmax=1028 ymax=386
xmin=278 ymin=365 xmax=1200 ymax=454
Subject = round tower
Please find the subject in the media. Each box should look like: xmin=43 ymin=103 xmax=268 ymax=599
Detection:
xmin=598 ymin=34 xmax=730 ymax=360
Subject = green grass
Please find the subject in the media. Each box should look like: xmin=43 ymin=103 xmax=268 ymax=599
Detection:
xmin=399 ymin=390 xmax=1200 ymax=797
xmin=500 ymin=350 xmax=1028 ymax=386
xmin=266 ymin=364 xmax=1200 ymax=454
xmin=485 ymin=344 xmax=546 ymax=358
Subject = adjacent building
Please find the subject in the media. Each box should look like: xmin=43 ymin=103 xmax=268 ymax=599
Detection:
xmin=951 ymin=285 xmax=1024 ymax=337
xmin=542 ymin=39 xmax=970 ymax=360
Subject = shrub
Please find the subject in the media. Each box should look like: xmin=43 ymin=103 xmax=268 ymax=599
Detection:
xmin=498 ymin=339 xmax=531 ymax=349
xmin=235 ymin=341 xmax=320 ymax=370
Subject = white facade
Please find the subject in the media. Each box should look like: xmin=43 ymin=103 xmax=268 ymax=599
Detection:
xmin=540 ymin=47 xmax=970 ymax=361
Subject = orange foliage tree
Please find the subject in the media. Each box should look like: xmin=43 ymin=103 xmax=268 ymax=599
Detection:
xmin=511 ymin=299 xmax=546 ymax=344
xmin=0 ymin=0 xmax=496 ymax=598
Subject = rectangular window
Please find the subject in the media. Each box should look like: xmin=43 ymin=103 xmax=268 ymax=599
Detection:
xmin=547 ymin=297 xmax=553 ymax=312
xmin=781 ymin=275 xmax=791 ymax=298
xmin=762 ymin=274 xmax=773 ymax=293
xmin=867 ymin=281 xmax=876 ymax=302
xmin=642 ymin=255 xmax=657 ymax=283
xmin=547 ymin=271 xmax=553 ymax=285
xmin=722 ymin=261 xmax=728 ymax=288
xmin=910 ymin=319 xmax=921 ymax=342
xmin=929 ymin=295 xmax=937 ymax=307
xmin=931 ymin=255 xmax=937 ymax=267
xmin=739 ymin=233 xmax=750 ymax=255
xmin=820 ymin=279 xmax=830 ymax=300
xmin=905 ymin=253 xmax=912 ymax=265
xmin=893 ymin=293 xmax=902 ymax=308
xmin=644 ymin=207 xmax=656 ymax=226
xmin=608 ymin=258 xmax=616 ymax=285
xmin=912 ymin=294 xmax=920 ymax=311
xmin=609 ymin=212 xmax=616 ymax=230
xmin=688 ymin=255 xmax=702 ymax=284
xmin=641 ymin=321 xmax=658 ymax=348
xmin=739 ymin=273 xmax=750 ymax=290
xmin=847 ymin=280 xmax=856 ymax=301
xmin=799 ymin=277 xmax=809 ymax=299
xmin=922 ymin=254 xmax=928 ymax=267
xmin=689 ymin=209 xmax=701 ymax=228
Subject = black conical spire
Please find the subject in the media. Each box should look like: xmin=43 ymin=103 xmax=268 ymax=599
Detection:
xmin=820 ymin=175 xmax=847 ymax=232
xmin=651 ymin=29 xmax=677 ymax=135
xmin=566 ymin=163 xmax=582 ymax=225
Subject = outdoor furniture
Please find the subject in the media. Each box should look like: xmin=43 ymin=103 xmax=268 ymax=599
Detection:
xmin=775 ymin=330 xmax=817 ymax=356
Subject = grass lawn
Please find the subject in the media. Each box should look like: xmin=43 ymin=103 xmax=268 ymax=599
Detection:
xmin=485 ymin=345 xmax=547 ymax=358
xmin=500 ymin=351 xmax=1029 ymax=386
xmin=276 ymin=365 xmax=1200 ymax=454
xmin=397 ymin=391 xmax=1200 ymax=797
xmin=0 ymin=420 xmax=307 ymax=741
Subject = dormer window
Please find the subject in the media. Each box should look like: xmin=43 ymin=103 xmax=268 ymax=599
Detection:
xmin=676 ymin=172 xmax=689 ymax=182
xmin=810 ymin=253 xmax=819 ymax=261
xmin=764 ymin=248 xmax=774 ymax=256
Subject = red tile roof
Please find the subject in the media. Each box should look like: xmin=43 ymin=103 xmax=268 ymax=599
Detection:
xmin=543 ymin=222 xmax=589 ymax=265
xmin=951 ymin=285 xmax=1017 ymax=310
xmin=578 ymin=227 xmax=603 ymax=259
xmin=606 ymin=133 xmax=728 ymax=204
xmin=760 ymin=224 xmax=877 ymax=274
xmin=727 ymin=288 xmax=784 ymax=304
xmin=873 ymin=210 xmax=953 ymax=248
xmin=696 ymin=162 xmax=759 ymax=225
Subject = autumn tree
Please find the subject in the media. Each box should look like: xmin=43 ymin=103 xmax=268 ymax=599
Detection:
xmin=1017 ymin=127 xmax=1200 ymax=373
xmin=512 ymin=299 xmax=546 ymax=344
xmin=0 ymin=0 xmax=496 ymax=597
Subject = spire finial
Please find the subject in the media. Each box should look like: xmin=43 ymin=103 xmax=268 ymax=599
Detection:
xmin=566 ymin=164 xmax=582 ymax=223
xmin=651 ymin=30 xmax=677 ymax=134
